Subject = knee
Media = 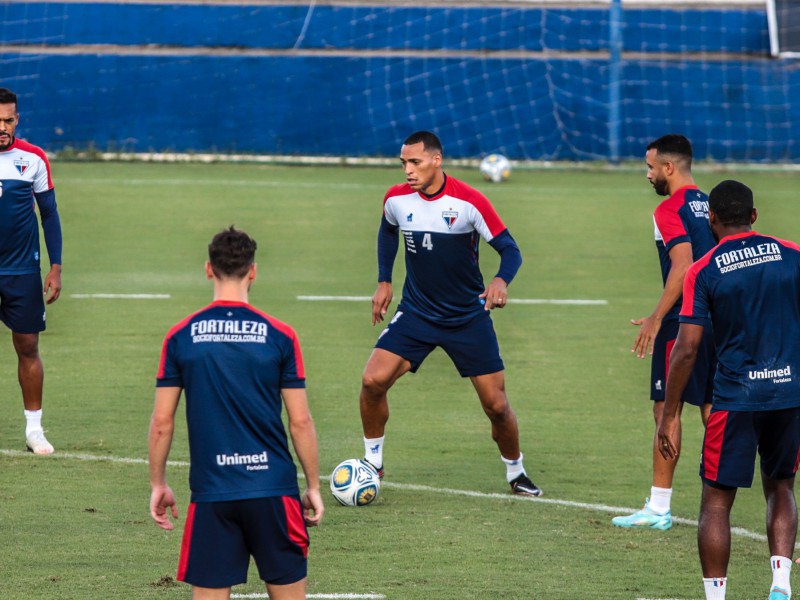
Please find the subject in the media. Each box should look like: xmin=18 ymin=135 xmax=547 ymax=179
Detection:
xmin=361 ymin=370 xmax=391 ymax=399
xmin=12 ymin=335 xmax=39 ymax=360
xmin=482 ymin=395 xmax=512 ymax=423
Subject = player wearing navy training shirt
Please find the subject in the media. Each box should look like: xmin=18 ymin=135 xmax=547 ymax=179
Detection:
xmin=149 ymin=227 xmax=323 ymax=600
xmin=613 ymin=134 xmax=717 ymax=530
xmin=658 ymin=180 xmax=800 ymax=600
xmin=359 ymin=131 xmax=542 ymax=497
xmin=0 ymin=87 xmax=62 ymax=455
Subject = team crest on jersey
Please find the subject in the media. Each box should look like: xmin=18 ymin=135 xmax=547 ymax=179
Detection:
xmin=442 ymin=211 xmax=458 ymax=229
xmin=14 ymin=158 xmax=29 ymax=175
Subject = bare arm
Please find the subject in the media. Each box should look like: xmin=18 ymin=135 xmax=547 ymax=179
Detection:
xmin=657 ymin=323 xmax=704 ymax=460
xmin=148 ymin=386 xmax=181 ymax=530
xmin=632 ymin=241 xmax=693 ymax=358
xmin=283 ymin=387 xmax=324 ymax=527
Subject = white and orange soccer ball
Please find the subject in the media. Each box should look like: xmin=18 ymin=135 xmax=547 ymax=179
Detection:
xmin=329 ymin=459 xmax=380 ymax=506
xmin=479 ymin=153 xmax=511 ymax=183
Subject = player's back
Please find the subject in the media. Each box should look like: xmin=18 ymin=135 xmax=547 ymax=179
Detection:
xmin=690 ymin=232 xmax=800 ymax=410
xmin=157 ymin=300 xmax=305 ymax=502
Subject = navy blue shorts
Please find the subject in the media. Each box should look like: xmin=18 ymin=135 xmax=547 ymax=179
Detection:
xmin=700 ymin=407 xmax=800 ymax=489
xmin=0 ymin=273 xmax=46 ymax=334
xmin=650 ymin=319 xmax=715 ymax=406
xmin=375 ymin=309 xmax=504 ymax=377
xmin=177 ymin=496 xmax=309 ymax=588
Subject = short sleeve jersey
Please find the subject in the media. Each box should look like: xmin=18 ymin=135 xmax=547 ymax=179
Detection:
xmin=681 ymin=232 xmax=800 ymax=411
xmin=0 ymin=139 xmax=54 ymax=274
xmin=653 ymin=185 xmax=716 ymax=321
xmin=383 ymin=175 xmax=508 ymax=326
xmin=156 ymin=300 xmax=306 ymax=502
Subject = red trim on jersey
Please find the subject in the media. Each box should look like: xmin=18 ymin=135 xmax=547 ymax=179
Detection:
xmin=653 ymin=185 xmax=698 ymax=247
xmin=156 ymin=305 xmax=210 ymax=379
xmin=176 ymin=502 xmax=197 ymax=581
xmin=246 ymin=305 xmax=306 ymax=379
xmin=8 ymin=138 xmax=54 ymax=189
xmin=702 ymin=410 xmax=729 ymax=482
xmin=719 ymin=230 xmax=800 ymax=254
xmin=680 ymin=250 xmax=715 ymax=317
xmin=382 ymin=176 xmax=506 ymax=237
xmin=282 ymin=496 xmax=309 ymax=557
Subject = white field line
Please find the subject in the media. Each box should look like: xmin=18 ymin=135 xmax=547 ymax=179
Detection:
xmin=70 ymin=293 xmax=172 ymax=299
xmin=0 ymin=449 xmax=778 ymax=546
xmin=297 ymin=295 xmax=608 ymax=305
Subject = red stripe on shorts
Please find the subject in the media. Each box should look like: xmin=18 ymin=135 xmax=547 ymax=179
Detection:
xmin=177 ymin=502 xmax=197 ymax=581
xmin=703 ymin=411 xmax=729 ymax=482
xmin=665 ymin=338 xmax=676 ymax=380
xmin=282 ymin=496 xmax=309 ymax=558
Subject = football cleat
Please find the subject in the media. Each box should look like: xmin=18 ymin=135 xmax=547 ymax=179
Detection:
xmin=612 ymin=500 xmax=672 ymax=530
xmin=26 ymin=429 xmax=54 ymax=455
xmin=768 ymin=586 xmax=790 ymax=600
xmin=510 ymin=474 xmax=543 ymax=497
xmin=364 ymin=459 xmax=383 ymax=480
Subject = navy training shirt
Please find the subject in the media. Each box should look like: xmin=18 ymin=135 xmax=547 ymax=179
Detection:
xmin=157 ymin=300 xmax=306 ymax=502
xmin=653 ymin=185 xmax=716 ymax=321
xmin=681 ymin=231 xmax=800 ymax=411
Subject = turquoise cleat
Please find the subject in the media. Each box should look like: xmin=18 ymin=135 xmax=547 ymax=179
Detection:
xmin=768 ymin=586 xmax=790 ymax=600
xmin=612 ymin=500 xmax=672 ymax=530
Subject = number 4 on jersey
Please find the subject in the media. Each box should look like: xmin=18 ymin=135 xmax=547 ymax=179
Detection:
xmin=422 ymin=232 xmax=433 ymax=251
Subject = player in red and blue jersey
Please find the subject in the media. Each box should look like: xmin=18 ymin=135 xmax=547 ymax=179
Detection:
xmin=658 ymin=180 xmax=800 ymax=600
xmin=149 ymin=227 xmax=323 ymax=600
xmin=0 ymin=88 xmax=62 ymax=455
xmin=613 ymin=134 xmax=717 ymax=530
xmin=358 ymin=131 xmax=542 ymax=497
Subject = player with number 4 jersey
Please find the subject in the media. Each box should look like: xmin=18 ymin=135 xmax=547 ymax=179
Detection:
xmin=358 ymin=130 xmax=542 ymax=497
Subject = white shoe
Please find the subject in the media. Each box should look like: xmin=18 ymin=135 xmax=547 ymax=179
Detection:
xmin=26 ymin=429 xmax=54 ymax=455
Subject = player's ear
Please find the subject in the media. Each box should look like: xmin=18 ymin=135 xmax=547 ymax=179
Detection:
xmin=751 ymin=208 xmax=758 ymax=225
xmin=205 ymin=261 xmax=214 ymax=280
xmin=249 ymin=263 xmax=257 ymax=282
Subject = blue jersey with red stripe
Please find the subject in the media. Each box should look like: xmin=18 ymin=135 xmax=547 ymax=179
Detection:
xmin=653 ymin=185 xmax=716 ymax=321
xmin=156 ymin=300 xmax=306 ymax=502
xmin=0 ymin=138 xmax=60 ymax=275
xmin=382 ymin=175 xmax=513 ymax=326
xmin=681 ymin=231 xmax=800 ymax=411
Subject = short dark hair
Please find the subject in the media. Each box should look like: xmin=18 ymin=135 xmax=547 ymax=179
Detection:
xmin=208 ymin=226 xmax=257 ymax=279
xmin=647 ymin=134 xmax=692 ymax=168
xmin=403 ymin=131 xmax=442 ymax=155
xmin=709 ymin=180 xmax=754 ymax=227
xmin=0 ymin=87 xmax=18 ymax=107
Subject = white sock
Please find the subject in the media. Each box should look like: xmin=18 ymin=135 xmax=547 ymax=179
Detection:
xmin=703 ymin=577 xmax=727 ymax=600
xmin=24 ymin=409 xmax=43 ymax=436
xmin=648 ymin=486 xmax=672 ymax=514
xmin=363 ymin=436 xmax=384 ymax=469
xmin=771 ymin=555 xmax=792 ymax=594
xmin=501 ymin=453 xmax=525 ymax=483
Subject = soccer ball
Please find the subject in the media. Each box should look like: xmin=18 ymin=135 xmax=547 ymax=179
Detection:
xmin=479 ymin=154 xmax=511 ymax=183
xmin=329 ymin=459 xmax=381 ymax=506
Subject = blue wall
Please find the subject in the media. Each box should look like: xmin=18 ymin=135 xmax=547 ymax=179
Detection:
xmin=0 ymin=2 xmax=796 ymax=161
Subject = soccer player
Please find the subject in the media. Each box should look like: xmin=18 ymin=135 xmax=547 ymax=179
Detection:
xmin=149 ymin=227 xmax=324 ymax=600
xmin=358 ymin=130 xmax=542 ymax=497
xmin=658 ymin=180 xmax=800 ymax=600
xmin=613 ymin=134 xmax=716 ymax=530
xmin=0 ymin=87 xmax=62 ymax=455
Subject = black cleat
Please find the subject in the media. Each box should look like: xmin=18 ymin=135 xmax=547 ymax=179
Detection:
xmin=510 ymin=474 xmax=543 ymax=497
xmin=364 ymin=459 xmax=384 ymax=480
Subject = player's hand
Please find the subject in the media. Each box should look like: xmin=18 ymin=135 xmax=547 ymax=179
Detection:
xmin=43 ymin=264 xmax=62 ymax=304
xmin=656 ymin=416 xmax=679 ymax=461
xmin=302 ymin=488 xmax=325 ymax=527
xmin=480 ymin=277 xmax=509 ymax=310
xmin=372 ymin=282 xmax=393 ymax=326
xmin=150 ymin=484 xmax=179 ymax=530
xmin=630 ymin=315 xmax=661 ymax=358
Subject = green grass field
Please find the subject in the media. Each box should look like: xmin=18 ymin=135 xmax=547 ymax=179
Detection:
xmin=0 ymin=161 xmax=798 ymax=599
